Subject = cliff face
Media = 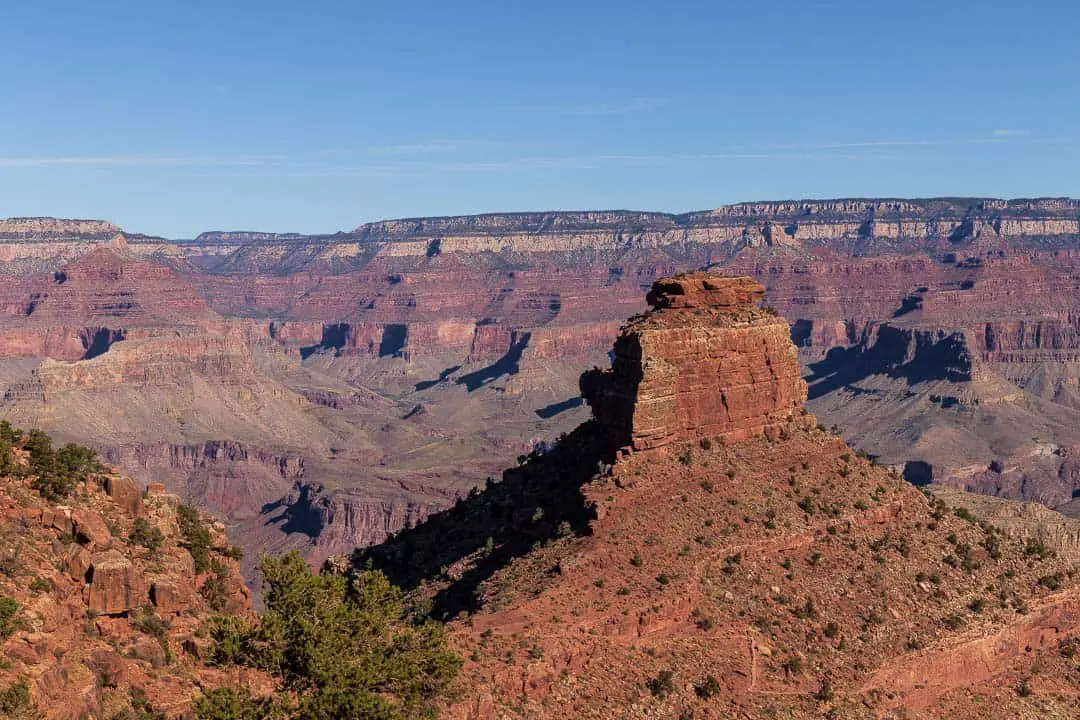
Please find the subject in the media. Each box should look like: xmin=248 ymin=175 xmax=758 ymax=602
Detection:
xmin=582 ymin=274 xmax=805 ymax=449
xmin=353 ymin=273 xmax=1080 ymax=719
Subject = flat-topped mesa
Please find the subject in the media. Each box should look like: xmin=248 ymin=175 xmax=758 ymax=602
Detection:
xmin=581 ymin=272 xmax=807 ymax=450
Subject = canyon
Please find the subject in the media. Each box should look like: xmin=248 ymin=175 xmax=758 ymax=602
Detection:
xmin=4 ymin=198 xmax=1080 ymax=575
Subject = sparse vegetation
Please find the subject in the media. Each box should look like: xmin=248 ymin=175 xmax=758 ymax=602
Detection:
xmin=1024 ymin=538 xmax=1055 ymax=561
xmin=18 ymin=428 xmax=102 ymax=502
xmin=129 ymin=517 xmax=164 ymax=550
xmin=677 ymin=447 xmax=693 ymax=465
xmin=781 ymin=656 xmax=803 ymax=674
xmin=198 ymin=551 xmax=460 ymax=720
xmin=0 ymin=596 xmax=20 ymax=639
xmin=0 ymin=679 xmax=40 ymax=720
xmin=1038 ymin=573 xmax=1064 ymax=591
xmin=646 ymin=669 xmax=676 ymax=698
xmin=694 ymin=674 xmax=721 ymax=699
xmin=177 ymin=504 xmax=214 ymax=573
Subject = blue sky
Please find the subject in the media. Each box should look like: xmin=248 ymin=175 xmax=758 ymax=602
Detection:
xmin=2 ymin=0 xmax=1079 ymax=237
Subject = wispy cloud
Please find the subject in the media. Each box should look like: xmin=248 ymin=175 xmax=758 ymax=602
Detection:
xmin=0 ymin=154 xmax=283 ymax=168
xmin=508 ymin=97 xmax=667 ymax=116
xmin=315 ymin=140 xmax=508 ymax=157
xmin=2 ymin=129 xmax=1066 ymax=178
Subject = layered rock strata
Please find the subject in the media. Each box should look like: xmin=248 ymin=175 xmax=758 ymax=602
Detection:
xmin=582 ymin=273 xmax=805 ymax=449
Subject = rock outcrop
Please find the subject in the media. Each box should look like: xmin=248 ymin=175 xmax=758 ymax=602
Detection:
xmin=87 ymin=551 xmax=146 ymax=615
xmin=582 ymin=273 xmax=805 ymax=449
xmin=0 ymin=434 xmax=254 ymax=719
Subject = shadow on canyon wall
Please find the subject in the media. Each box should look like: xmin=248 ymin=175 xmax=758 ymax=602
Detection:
xmin=353 ymin=420 xmax=613 ymax=620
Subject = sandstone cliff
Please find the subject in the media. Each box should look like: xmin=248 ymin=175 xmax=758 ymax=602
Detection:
xmin=9 ymin=200 xmax=1080 ymax=590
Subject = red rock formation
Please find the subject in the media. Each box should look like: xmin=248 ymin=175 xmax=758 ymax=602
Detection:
xmin=582 ymin=273 xmax=805 ymax=450
xmin=87 ymin=550 xmax=146 ymax=615
xmin=0 ymin=442 xmax=257 ymax=719
xmin=10 ymin=200 xmax=1080 ymax=586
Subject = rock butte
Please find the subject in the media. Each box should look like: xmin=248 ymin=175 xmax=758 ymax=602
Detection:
xmin=351 ymin=273 xmax=1080 ymax=719
xmin=582 ymin=274 xmax=805 ymax=449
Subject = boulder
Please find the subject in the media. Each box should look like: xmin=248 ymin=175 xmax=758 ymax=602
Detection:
xmin=72 ymin=509 xmax=111 ymax=549
xmin=46 ymin=507 xmax=74 ymax=535
xmin=87 ymin=550 xmax=145 ymax=615
xmin=103 ymin=475 xmax=144 ymax=517
xmin=149 ymin=579 xmax=190 ymax=615
xmin=63 ymin=544 xmax=92 ymax=581
xmin=87 ymin=648 xmax=126 ymax=687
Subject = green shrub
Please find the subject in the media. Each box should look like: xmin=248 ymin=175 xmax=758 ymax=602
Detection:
xmin=0 ymin=679 xmax=41 ymax=720
xmin=694 ymin=674 xmax=720 ymax=698
xmin=197 ymin=551 xmax=460 ymax=720
xmin=1024 ymin=538 xmax=1055 ymax=561
xmin=953 ymin=507 xmax=976 ymax=522
xmin=200 ymin=561 xmax=231 ymax=612
xmin=129 ymin=518 xmax=164 ymax=550
xmin=1038 ymin=573 xmax=1064 ymax=591
xmin=0 ymin=597 xmax=20 ymax=639
xmin=130 ymin=605 xmax=170 ymax=639
xmin=814 ymin=677 xmax=835 ymax=702
xmin=21 ymin=429 xmax=101 ymax=502
xmin=646 ymin=669 xmax=675 ymax=698
xmin=177 ymin=504 xmax=213 ymax=573
xmin=194 ymin=687 xmax=279 ymax=720
xmin=0 ymin=421 xmax=22 ymax=444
